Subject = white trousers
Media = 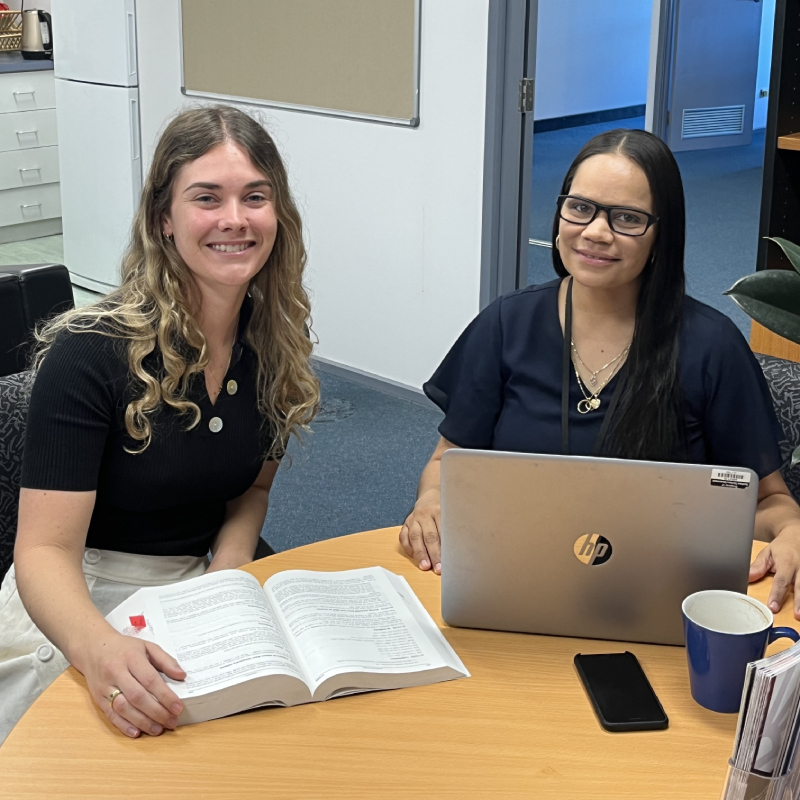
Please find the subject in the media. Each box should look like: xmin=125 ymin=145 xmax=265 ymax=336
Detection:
xmin=0 ymin=548 xmax=208 ymax=746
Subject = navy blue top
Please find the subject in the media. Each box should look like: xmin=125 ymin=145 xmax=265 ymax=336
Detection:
xmin=423 ymin=280 xmax=783 ymax=478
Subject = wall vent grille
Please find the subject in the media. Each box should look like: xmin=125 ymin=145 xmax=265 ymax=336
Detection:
xmin=681 ymin=105 xmax=745 ymax=139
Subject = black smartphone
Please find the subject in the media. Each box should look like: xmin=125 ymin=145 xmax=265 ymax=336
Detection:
xmin=574 ymin=652 xmax=668 ymax=732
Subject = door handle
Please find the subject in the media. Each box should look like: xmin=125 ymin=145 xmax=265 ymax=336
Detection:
xmin=130 ymin=98 xmax=140 ymax=161
xmin=127 ymin=12 xmax=137 ymax=77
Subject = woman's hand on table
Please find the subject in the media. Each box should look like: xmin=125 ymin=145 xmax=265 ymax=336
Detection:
xmin=82 ymin=631 xmax=186 ymax=738
xmin=400 ymin=437 xmax=457 ymax=574
xmin=399 ymin=488 xmax=442 ymax=574
xmin=749 ymin=526 xmax=800 ymax=619
xmin=15 ymin=489 xmax=184 ymax=738
xmin=751 ymin=471 xmax=800 ymax=619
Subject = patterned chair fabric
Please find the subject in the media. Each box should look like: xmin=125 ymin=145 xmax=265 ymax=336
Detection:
xmin=0 ymin=371 xmax=33 ymax=581
xmin=755 ymin=353 xmax=800 ymax=504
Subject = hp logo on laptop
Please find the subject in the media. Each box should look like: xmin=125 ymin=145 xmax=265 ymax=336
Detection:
xmin=573 ymin=534 xmax=613 ymax=566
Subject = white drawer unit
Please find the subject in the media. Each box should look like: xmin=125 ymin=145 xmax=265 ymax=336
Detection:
xmin=0 ymin=145 xmax=59 ymax=192
xmin=0 ymin=182 xmax=61 ymax=225
xmin=0 ymin=68 xmax=60 ymax=240
xmin=0 ymin=71 xmax=57 ymax=115
xmin=0 ymin=109 xmax=58 ymax=153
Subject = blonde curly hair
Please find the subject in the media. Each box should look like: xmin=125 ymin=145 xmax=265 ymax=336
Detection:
xmin=34 ymin=105 xmax=319 ymax=457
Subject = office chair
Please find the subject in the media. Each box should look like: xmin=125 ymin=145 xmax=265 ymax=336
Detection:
xmin=0 ymin=370 xmax=34 ymax=581
xmin=0 ymin=263 xmax=73 ymax=378
xmin=756 ymin=353 xmax=800 ymax=504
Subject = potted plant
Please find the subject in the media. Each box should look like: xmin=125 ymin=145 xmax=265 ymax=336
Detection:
xmin=726 ymin=237 xmax=800 ymax=464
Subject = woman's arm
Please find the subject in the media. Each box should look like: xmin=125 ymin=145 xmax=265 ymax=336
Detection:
xmin=399 ymin=437 xmax=459 ymax=574
xmin=749 ymin=470 xmax=800 ymax=617
xmin=14 ymin=489 xmax=185 ymax=738
xmin=206 ymin=460 xmax=280 ymax=572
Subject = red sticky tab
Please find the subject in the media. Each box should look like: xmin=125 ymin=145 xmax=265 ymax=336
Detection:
xmin=129 ymin=615 xmax=146 ymax=629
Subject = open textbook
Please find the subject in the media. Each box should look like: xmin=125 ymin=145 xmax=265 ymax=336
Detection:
xmin=106 ymin=566 xmax=469 ymax=725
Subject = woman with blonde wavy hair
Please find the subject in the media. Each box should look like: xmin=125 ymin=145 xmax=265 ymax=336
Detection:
xmin=0 ymin=105 xmax=318 ymax=743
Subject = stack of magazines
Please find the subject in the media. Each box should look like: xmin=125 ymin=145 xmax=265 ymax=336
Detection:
xmin=723 ymin=643 xmax=800 ymax=799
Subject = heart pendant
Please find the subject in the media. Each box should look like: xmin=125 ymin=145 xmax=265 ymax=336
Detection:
xmin=590 ymin=398 xmax=601 ymax=410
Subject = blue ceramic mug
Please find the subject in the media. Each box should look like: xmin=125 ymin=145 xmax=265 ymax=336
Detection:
xmin=682 ymin=590 xmax=800 ymax=713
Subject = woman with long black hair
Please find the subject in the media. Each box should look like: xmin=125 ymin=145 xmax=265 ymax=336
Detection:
xmin=400 ymin=128 xmax=800 ymax=616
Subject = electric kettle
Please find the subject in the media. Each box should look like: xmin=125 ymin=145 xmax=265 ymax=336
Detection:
xmin=21 ymin=8 xmax=52 ymax=60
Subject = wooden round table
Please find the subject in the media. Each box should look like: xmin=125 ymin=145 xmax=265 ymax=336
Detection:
xmin=0 ymin=529 xmax=792 ymax=799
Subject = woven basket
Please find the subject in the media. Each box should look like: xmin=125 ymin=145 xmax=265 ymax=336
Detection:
xmin=0 ymin=10 xmax=22 ymax=52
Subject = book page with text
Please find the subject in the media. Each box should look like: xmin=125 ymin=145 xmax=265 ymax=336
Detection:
xmin=384 ymin=571 xmax=468 ymax=672
xmin=265 ymin=567 xmax=463 ymax=692
xmin=107 ymin=570 xmax=307 ymax=699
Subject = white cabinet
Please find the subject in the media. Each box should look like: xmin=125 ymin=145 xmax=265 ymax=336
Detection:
xmin=0 ymin=145 xmax=59 ymax=190
xmin=0 ymin=183 xmax=62 ymax=224
xmin=0 ymin=69 xmax=61 ymax=244
xmin=0 ymin=71 xmax=58 ymax=114
xmin=0 ymin=109 xmax=59 ymax=152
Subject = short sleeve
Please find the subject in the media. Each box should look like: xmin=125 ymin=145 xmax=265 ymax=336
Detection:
xmin=423 ymin=298 xmax=505 ymax=449
xmin=21 ymin=331 xmax=124 ymax=491
xmin=700 ymin=318 xmax=783 ymax=479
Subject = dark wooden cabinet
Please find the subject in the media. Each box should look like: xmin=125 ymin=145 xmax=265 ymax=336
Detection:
xmin=758 ymin=0 xmax=800 ymax=273
xmin=753 ymin=0 xmax=800 ymax=360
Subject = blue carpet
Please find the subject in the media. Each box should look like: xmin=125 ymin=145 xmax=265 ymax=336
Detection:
xmin=261 ymin=370 xmax=443 ymax=552
xmin=528 ymin=115 xmax=764 ymax=336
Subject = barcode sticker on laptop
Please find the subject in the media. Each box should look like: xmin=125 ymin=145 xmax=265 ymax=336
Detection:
xmin=710 ymin=469 xmax=751 ymax=489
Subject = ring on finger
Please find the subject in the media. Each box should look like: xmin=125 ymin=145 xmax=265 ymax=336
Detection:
xmin=108 ymin=687 xmax=123 ymax=708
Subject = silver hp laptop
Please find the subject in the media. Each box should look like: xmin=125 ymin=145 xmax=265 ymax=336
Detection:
xmin=440 ymin=450 xmax=759 ymax=646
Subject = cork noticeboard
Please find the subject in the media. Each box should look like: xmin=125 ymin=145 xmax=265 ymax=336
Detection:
xmin=180 ymin=0 xmax=421 ymax=126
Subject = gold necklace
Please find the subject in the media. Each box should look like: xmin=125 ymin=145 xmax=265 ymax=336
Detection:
xmin=572 ymin=354 xmax=626 ymax=413
xmin=208 ymin=349 xmax=233 ymax=400
xmin=570 ymin=340 xmax=630 ymax=387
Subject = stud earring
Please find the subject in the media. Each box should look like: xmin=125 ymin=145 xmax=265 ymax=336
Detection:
xmin=164 ymin=232 xmax=174 ymax=242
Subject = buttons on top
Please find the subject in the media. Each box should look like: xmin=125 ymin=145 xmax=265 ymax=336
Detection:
xmin=209 ymin=417 xmax=223 ymax=433
xmin=226 ymin=380 xmax=238 ymax=396
xmin=36 ymin=644 xmax=54 ymax=662
xmin=83 ymin=549 xmax=101 ymax=565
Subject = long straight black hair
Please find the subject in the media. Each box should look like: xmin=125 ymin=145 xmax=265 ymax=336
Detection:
xmin=551 ymin=128 xmax=686 ymax=461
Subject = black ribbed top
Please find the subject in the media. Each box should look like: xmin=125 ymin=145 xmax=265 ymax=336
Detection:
xmin=21 ymin=307 xmax=274 ymax=556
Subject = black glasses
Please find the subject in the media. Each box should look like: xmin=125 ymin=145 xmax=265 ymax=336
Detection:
xmin=557 ymin=195 xmax=658 ymax=237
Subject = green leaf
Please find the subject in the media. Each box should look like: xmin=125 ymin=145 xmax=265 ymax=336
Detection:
xmin=725 ymin=270 xmax=800 ymax=345
xmin=792 ymin=445 xmax=800 ymax=467
xmin=768 ymin=237 xmax=800 ymax=276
